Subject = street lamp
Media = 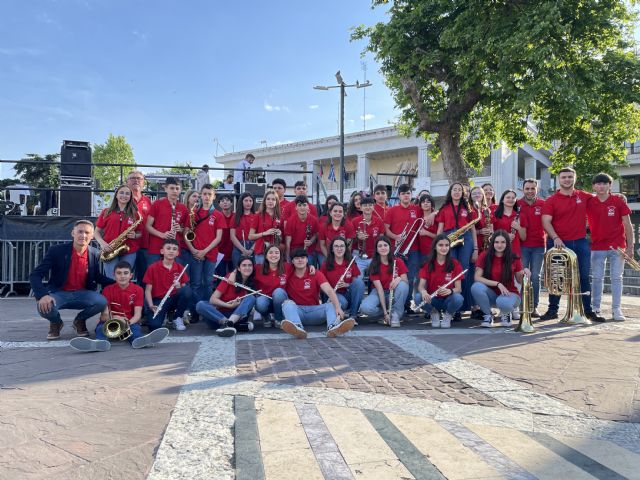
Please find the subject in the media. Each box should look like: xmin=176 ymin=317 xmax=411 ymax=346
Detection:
xmin=314 ymin=70 xmax=371 ymax=203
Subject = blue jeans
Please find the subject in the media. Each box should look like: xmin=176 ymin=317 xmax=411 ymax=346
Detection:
xmin=471 ymin=282 xmax=520 ymax=315
xmin=405 ymin=250 xmax=421 ymax=308
xmin=446 ymin=229 xmax=474 ymax=311
xmin=145 ymin=286 xmax=192 ymax=331
xmin=102 ymin=252 xmax=137 ymax=280
xmin=591 ymin=249 xmax=625 ymax=311
xmin=521 ymin=246 xmax=544 ymax=308
xmin=188 ymin=254 xmax=217 ymax=305
xmin=360 ymin=281 xmax=409 ymax=318
xmin=196 ymin=296 xmax=256 ymax=329
xmin=256 ymin=288 xmax=287 ymax=321
xmin=547 ymin=237 xmax=592 ymax=313
xmin=232 ymin=240 xmax=255 ymax=267
xmin=37 ymin=289 xmax=106 ymax=323
xmin=134 ymin=248 xmax=148 ymax=286
xmin=412 ymin=292 xmax=464 ymax=315
xmin=282 ymin=300 xmax=337 ymax=328
xmin=354 ymin=254 xmax=372 ymax=280
xmin=95 ymin=322 xmax=143 ymax=343
xmin=335 ymin=278 xmax=366 ymax=316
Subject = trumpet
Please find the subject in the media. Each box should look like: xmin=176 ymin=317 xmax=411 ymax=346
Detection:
xmin=213 ymin=274 xmax=273 ymax=299
xmin=394 ymin=219 xmax=425 ymax=257
xmin=357 ymin=220 xmax=369 ymax=259
xmin=412 ymin=269 xmax=467 ymax=312
xmin=610 ymin=246 xmax=640 ymax=271
xmin=333 ymin=257 xmax=357 ymax=292
xmin=184 ymin=203 xmax=198 ymax=242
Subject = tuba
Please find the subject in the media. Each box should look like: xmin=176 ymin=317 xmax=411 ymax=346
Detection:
xmin=515 ymin=275 xmax=536 ymax=333
xmin=102 ymin=303 xmax=132 ymax=341
xmin=543 ymin=247 xmax=589 ymax=325
xmin=100 ymin=212 xmax=143 ymax=262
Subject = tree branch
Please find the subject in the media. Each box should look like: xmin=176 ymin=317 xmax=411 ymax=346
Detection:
xmin=443 ymin=87 xmax=482 ymax=122
xmin=400 ymin=76 xmax=443 ymax=132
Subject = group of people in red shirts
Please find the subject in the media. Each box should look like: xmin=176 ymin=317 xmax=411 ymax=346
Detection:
xmin=30 ymin=166 xmax=635 ymax=349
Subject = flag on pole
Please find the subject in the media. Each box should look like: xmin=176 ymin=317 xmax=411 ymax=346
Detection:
xmin=319 ymin=162 xmax=324 ymax=177
xmin=328 ymin=159 xmax=336 ymax=182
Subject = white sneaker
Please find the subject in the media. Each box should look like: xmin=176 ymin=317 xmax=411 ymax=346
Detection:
xmin=612 ymin=308 xmax=626 ymax=321
xmin=500 ymin=314 xmax=512 ymax=327
xmin=132 ymin=328 xmax=170 ymax=349
xmin=390 ymin=312 xmax=401 ymax=328
xmin=70 ymin=337 xmax=111 ymax=352
xmin=441 ymin=312 xmax=452 ymax=328
xmin=430 ymin=311 xmax=441 ymax=328
xmin=173 ymin=317 xmax=186 ymax=331
xmin=481 ymin=314 xmax=493 ymax=328
xmin=263 ymin=314 xmax=273 ymax=328
xmin=327 ymin=318 xmax=356 ymax=337
xmin=511 ymin=310 xmax=520 ymax=321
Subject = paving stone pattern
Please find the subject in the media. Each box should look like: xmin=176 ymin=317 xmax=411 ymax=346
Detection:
xmin=236 ymin=336 xmax=503 ymax=406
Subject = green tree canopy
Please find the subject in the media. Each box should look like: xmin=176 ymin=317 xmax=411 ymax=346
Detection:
xmin=353 ymin=0 xmax=640 ymax=183
xmin=14 ymin=153 xmax=60 ymax=188
xmin=92 ymin=134 xmax=136 ymax=190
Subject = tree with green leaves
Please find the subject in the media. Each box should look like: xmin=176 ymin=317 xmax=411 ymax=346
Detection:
xmin=353 ymin=0 xmax=640 ymax=184
xmin=92 ymin=134 xmax=136 ymax=190
xmin=14 ymin=153 xmax=60 ymax=188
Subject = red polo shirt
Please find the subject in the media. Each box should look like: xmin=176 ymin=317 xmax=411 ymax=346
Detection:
xmin=385 ymin=203 xmax=421 ymax=252
xmin=233 ymin=213 xmax=257 ymax=246
xmin=282 ymin=201 xmax=318 ymax=220
xmin=418 ymin=221 xmax=440 ymax=256
xmin=134 ymin=194 xmax=152 ymax=249
xmin=143 ymin=260 xmax=189 ymax=299
xmin=418 ymin=259 xmax=463 ymax=297
xmin=147 ymin=198 xmax=188 ymax=254
xmin=102 ymin=282 xmax=144 ymax=320
xmin=541 ymin=189 xmax=592 ymax=241
xmin=318 ymin=221 xmax=356 ymax=246
xmin=62 ymin=247 xmax=88 ymax=291
xmin=351 ymin=215 xmax=386 ymax=258
xmin=587 ymin=194 xmax=631 ymax=250
xmin=255 ymin=264 xmax=291 ymax=296
xmin=369 ymin=258 xmax=408 ymax=290
xmin=477 ymin=252 xmax=523 ymax=295
xmin=191 ymin=207 xmax=225 ymax=262
xmin=252 ymin=212 xmax=281 ymax=255
xmin=373 ymin=204 xmax=388 ymax=223
xmin=491 ymin=208 xmax=528 ymax=256
xmin=96 ymin=209 xmax=142 ymax=253
xmin=219 ymin=211 xmax=234 ymax=261
xmin=320 ymin=259 xmax=361 ymax=293
xmin=436 ymin=203 xmax=472 ymax=231
xmin=517 ymin=198 xmax=546 ymax=248
xmin=285 ymin=269 xmax=328 ymax=306
xmin=285 ymin=214 xmax=319 ymax=253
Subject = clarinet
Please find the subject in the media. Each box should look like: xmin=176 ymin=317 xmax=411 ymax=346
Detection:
xmin=511 ymin=205 xmax=520 ymax=236
xmin=152 ymin=264 xmax=189 ymax=319
xmin=386 ymin=259 xmax=397 ymax=323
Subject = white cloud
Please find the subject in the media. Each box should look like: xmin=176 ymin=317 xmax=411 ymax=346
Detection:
xmin=360 ymin=114 xmax=375 ymax=121
xmin=309 ymin=105 xmax=319 ymax=109
xmin=132 ymin=30 xmax=148 ymax=42
xmin=264 ymin=102 xmax=290 ymax=112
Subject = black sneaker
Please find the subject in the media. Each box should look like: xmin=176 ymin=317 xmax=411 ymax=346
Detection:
xmin=216 ymin=321 xmax=237 ymax=337
xmin=452 ymin=312 xmax=462 ymax=322
xmin=586 ymin=311 xmax=606 ymax=323
xmin=540 ymin=310 xmax=558 ymax=320
xmin=470 ymin=309 xmax=484 ymax=320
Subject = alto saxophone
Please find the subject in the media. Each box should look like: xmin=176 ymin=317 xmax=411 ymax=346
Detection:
xmin=483 ymin=206 xmax=492 ymax=250
xmin=100 ymin=212 xmax=143 ymax=262
xmin=447 ymin=215 xmax=481 ymax=248
xmin=184 ymin=203 xmax=198 ymax=242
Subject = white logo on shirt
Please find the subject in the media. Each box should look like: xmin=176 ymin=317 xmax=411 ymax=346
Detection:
xmin=303 ymin=279 xmax=311 ymax=289
xmin=576 ymin=198 xmax=582 ymax=204
xmin=535 ymin=206 xmax=542 ymax=216
xmin=279 ymin=275 xmax=287 ymax=286
xmin=608 ymin=206 xmax=616 ymax=216
xmin=129 ymin=294 xmax=136 ymax=305
xmin=209 ymin=216 xmax=216 ymax=225
xmin=410 ymin=210 xmax=417 ymax=219
xmin=461 ymin=210 xmax=468 ymax=217
xmin=373 ymin=227 xmax=380 ymax=236
xmin=445 ymin=273 xmax=452 ymax=281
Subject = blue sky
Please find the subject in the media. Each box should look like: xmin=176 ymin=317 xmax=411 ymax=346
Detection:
xmin=0 ymin=0 xmax=398 ymax=180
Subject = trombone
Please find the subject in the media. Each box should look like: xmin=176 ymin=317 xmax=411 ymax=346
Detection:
xmin=394 ymin=219 xmax=425 ymax=257
xmin=610 ymin=246 xmax=640 ymax=271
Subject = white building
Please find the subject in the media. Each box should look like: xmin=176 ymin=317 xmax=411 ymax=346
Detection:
xmin=216 ymin=127 xmax=556 ymax=203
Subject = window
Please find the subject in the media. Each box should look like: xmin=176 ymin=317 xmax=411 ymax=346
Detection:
xmin=620 ymin=175 xmax=639 ymax=202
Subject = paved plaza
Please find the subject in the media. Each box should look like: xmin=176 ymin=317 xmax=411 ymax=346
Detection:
xmin=1 ymin=295 xmax=640 ymax=479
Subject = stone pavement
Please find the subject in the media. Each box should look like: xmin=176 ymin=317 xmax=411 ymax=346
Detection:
xmin=1 ymin=295 xmax=639 ymax=479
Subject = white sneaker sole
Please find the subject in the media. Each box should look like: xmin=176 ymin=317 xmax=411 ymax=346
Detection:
xmin=327 ymin=318 xmax=355 ymax=338
xmin=281 ymin=320 xmax=307 ymax=339
xmin=132 ymin=328 xmax=170 ymax=349
xmin=70 ymin=337 xmax=111 ymax=352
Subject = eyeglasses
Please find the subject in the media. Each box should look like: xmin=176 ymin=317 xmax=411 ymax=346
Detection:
xmin=129 ymin=177 xmax=144 ymax=181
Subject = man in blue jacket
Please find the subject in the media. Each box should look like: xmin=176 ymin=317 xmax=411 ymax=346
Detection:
xmin=29 ymin=219 xmax=114 ymax=340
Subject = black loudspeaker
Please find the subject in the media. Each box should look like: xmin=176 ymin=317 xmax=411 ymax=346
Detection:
xmin=60 ymin=187 xmax=92 ymax=216
xmin=61 ymin=140 xmax=92 ymax=178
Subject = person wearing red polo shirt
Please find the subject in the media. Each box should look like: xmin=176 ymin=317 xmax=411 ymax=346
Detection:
xmin=184 ymin=184 xmax=224 ymax=311
xmin=472 ymin=230 xmax=530 ymax=327
xmin=414 ymin=234 xmax=464 ymax=328
xmin=320 ymin=237 xmax=365 ymax=318
xmin=372 ymin=184 xmax=389 ymax=222
xmin=318 ymin=203 xmax=356 ymax=262
xmin=271 ymin=178 xmax=291 ymax=219
xmin=146 ymin=177 xmax=188 ymax=265
xmin=70 ymin=261 xmax=169 ymax=351
xmin=282 ymin=181 xmax=318 ymax=219
xmin=541 ymin=167 xmax=598 ymax=321
xmin=351 ymin=196 xmax=385 ymax=278
xmin=255 ymin=244 xmax=291 ymax=328
xmin=143 ymin=239 xmax=192 ymax=331
xmin=94 ymin=184 xmax=143 ymax=279
xmin=587 ymin=172 xmax=634 ymax=321
xmin=248 ymin=189 xmax=282 ymax=265
xmin=284 ymin=195 xmax=319 ymax=262
xmin=517 ymin=178 xmax=546 ymax=317
xmin=280 ymin=248 xmax=355 ymax=339
xmin=385 ymin=184 xmax=422 ymax=307
xmin=126 ymin=170 xmax=152 ymax=284
xmin=491 ymin=189 xmax=527 ymax=256
xmin=29 ymin=220 xmax=113 ymax=340
xmin=230 ymin=192 xmax=257 ymax=267
xmin=217 ymin=193 xmax=235 ymax=275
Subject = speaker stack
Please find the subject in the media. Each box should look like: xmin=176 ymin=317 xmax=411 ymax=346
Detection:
xmin=59 ymin=140 xmax=92 ymax=216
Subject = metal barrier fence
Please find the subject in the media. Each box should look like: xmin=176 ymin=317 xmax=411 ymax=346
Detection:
xmin=0 ymin=239 xmax=68 ymax=297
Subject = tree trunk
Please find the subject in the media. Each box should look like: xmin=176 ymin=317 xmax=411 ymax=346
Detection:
xmin=437 ymin=125 xmax=469 ymax=184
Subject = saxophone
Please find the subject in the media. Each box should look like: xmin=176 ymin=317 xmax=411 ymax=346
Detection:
xmin=100 ymin=211 xmax=143 ymax=262
xmin=447 ymin=215 xmax=481 ymax=248
xmin=483 ymin=206 xmax=492 ymax=250
xmin=184 ymin=203 xmax=198 ymax=242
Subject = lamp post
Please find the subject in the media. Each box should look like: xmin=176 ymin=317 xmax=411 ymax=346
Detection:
xmin=314 ymin=71 xmax=371 ymax=203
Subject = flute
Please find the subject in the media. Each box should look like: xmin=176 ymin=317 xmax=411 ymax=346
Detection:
xmin=152 ymin=264 xmax=189 ymax=319
xmin=333 ymin=257 xmax=357 ymax=292
xmin=212 ymin=274 xmax=273 ymax=299
xmin=412 ymin=269 xmax=468 ymax=312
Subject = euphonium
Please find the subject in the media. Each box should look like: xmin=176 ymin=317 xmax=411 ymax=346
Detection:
xmin=543 ymin=247 xmax=588 ymax=325
xmin=102 ymin=304 xmax=132 ymax=341
xmin=100 ymin=212 xmax=143 ymax=262
xmin=515 ymin=275 xmax=536 ymax=333
xmin=447 ymin=216 xmax=481 ymax=249
xmin=184 ymin=203 xmax=198 ymax=242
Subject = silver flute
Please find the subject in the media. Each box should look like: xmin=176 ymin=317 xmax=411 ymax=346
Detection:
xmin=412 ymin=269 xmax=468 ymax=312
xmin=333 ymin=257 xmax=357 ymax=292
xmin=212 ymin=274 xmax=273 ymax=299
xmin=152 ymin=264 xmax=189 ymax=319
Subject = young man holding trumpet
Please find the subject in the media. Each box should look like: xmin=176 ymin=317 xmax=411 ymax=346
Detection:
xmin=146 ymin=177 xmax=188 ymax=265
